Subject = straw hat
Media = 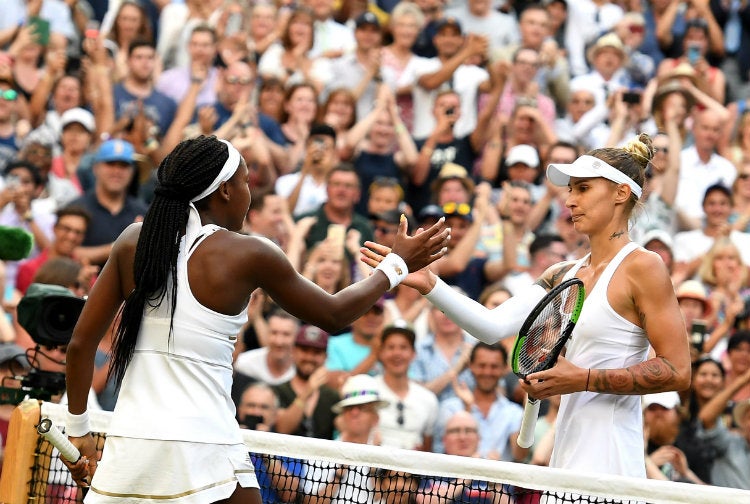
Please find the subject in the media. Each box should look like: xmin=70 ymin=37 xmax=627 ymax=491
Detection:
xmin=431 ymin=162 xmax=475 ymax=195
xmin=651 ymin=81 xmax=696 ymax=113
xmin=659 ymin=62 xmax=698 ymax=87
xmin=331 ymin=374 xmax=389 ymax=414
xmin=675 ymin=280 xmax=711 ymax=315
xmin=586 ymin=33 xmax=627 ymax=64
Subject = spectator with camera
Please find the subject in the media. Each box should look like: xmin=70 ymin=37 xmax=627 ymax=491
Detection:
xmin=275 ymin=123 xmax=337 ymax=217
xmin=409 ymin=60 xmax=504 ymax=213
xmin=656 ymin=17 xmax=726 ymax=104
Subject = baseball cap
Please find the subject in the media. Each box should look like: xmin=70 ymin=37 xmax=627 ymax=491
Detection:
xmin=355 ymin=12 xmax=380 ymax=29
xmin=0 ymin=343 xmax=29 ymax=369
xmin=434 ymin=17 xmax=462 ymax=35
xmin=369 ymin=209 xmax=401 ymax=225
xmin=95 ymin=139 xmax=135 ymax=164
xmin=295 ymin=325 xmax=330 ymax=350
xmin=642 ymin=391 xmax=681 ymax=409
xmin=61 ymin=107 xmax=96 ymax=133
xmin=505 ymin=144 xmax=540 ymax=167
xmin=418 ymin=204 xmax=443 ymax=223
xmin=640 ymin=229 xmax=673 ymax=252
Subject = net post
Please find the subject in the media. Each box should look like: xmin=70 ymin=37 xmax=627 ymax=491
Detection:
xmin=0 ymin=399 xmax=41 ymax=504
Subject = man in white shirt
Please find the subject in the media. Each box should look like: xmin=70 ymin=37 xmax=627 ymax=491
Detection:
xmin=234 ymin=310 xmax=299 ymax=386
xmin=408 ymin=18 xmax=490 ymax=140
xmin=674 ymin=109 xmax=737 ymax=224
xmin=673 ymin=184 xmax=750 ymax=279
xmin=443 ymin=0 xmax=519 ymax=54
xmin=569 ymin=32 xmax=630 ymax=109
xmin=375 ymin=324 xmax=440 ymax=451
xmin=307 ymin=0 xmax=356 ymax=58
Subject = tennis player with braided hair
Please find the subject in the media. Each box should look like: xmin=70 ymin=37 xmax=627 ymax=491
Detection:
xmin=63 ymin=135 xmax=449 ymax=503
xmin=364 ymin=133 xmax=691 ymax=477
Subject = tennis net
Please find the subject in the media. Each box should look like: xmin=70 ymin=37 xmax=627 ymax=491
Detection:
xmin=2 ymin=400 xmax=749 ymax=504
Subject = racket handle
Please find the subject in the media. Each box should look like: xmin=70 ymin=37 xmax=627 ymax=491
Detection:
xmin=37 ymin=417 xmax=82 ymax=463
xmin=517 ymin=396 xmax=540 ymax=449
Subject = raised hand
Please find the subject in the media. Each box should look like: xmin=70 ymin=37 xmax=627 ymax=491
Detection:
xmin=360 ymin=240 xmax=440 ymax=295
xmin=381 ymin=215 xmax=449 ymax=273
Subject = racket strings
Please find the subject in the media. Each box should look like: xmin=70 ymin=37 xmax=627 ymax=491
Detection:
xmin=516 ymin=285 xmax=581 ymax=375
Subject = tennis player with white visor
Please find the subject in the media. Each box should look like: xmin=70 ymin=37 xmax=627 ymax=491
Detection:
xmin=363 ymin=134 xmax=691 ymax=478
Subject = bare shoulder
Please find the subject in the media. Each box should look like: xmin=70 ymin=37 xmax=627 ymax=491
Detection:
xmin=111 ymin=222 xmax=142 ymax=261
xmin=625 ymin=248 xmax=671 ymax=282
xmin=534 ymin=260 xmax=577 ymax=291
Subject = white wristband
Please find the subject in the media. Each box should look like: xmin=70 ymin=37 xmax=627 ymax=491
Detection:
xmin=374 ymin=253 xmax=409 ymax=290
xmin=66 ymin=410 xmax=91 ymax=437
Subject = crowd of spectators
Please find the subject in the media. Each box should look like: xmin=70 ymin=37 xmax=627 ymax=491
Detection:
xmin=0 ymin=0 xmax=749 ymax=495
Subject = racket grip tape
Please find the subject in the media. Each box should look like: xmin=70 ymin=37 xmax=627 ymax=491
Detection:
xmin=517 ymin=397 xmax=540 ymax=448
xmin=37 ymin=418 xmax=82 ymax=463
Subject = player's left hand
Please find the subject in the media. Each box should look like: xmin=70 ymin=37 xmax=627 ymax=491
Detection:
xmin=520 ymin=356 xmax=588 ymax=398
xmin=62 ymin=434 xmax=98 ymax=488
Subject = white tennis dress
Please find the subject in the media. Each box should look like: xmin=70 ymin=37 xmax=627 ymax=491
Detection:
xmin=86 ymin=224 xmax=259 ymax=503
xmin=550 ymin=242 xmax=649 ymax=478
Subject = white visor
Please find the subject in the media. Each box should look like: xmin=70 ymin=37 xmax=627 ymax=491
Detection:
xmin=546 ymin=155 xmax=642 ymax=199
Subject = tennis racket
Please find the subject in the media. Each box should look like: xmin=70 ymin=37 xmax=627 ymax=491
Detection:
xmin=37 ymin=418 xmax=90 ymax=491
xmin=511 ymin=278 xmax=585 ymax=448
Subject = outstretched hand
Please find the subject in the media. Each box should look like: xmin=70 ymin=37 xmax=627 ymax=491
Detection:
xmin=387 ymin=215 xmax=450 ymax=273
xmin=361 ymin=217 xmax=448 ymax=295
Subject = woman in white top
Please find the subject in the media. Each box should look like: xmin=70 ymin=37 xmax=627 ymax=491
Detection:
xmin=364 ymin=134 xmax=691 ymax=477
xmin=64 ymin=135 xmax=449 ymax=503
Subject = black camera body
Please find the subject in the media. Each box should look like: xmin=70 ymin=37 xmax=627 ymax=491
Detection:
xmin=0 ymin=283 xmax=86 ymax=404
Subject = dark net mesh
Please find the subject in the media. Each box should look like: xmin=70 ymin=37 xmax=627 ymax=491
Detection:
xmin=16 ymin=403 xmax=750 ymax=504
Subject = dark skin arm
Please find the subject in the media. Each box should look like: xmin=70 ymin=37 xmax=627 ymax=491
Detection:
xmin=65 ymin=214 xmax=448 ymax=483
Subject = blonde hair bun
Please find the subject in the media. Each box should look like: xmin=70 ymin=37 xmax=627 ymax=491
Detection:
xmin=622 ymin=133 xmax=653 ymax=170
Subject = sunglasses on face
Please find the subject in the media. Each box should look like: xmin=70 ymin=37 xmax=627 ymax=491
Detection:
xmin=225 ymin=76 xmax=253 ymax=85
xmin=0 ymin=89 xmax=18 ymax=101
xmin=442 ymin=202 xmax=471 ymax=216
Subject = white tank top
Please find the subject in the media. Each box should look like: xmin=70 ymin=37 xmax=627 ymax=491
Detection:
xmin=550 ymin=241 xmax=649 ymax=477
xmin=107 ymin=225 xmax=248 ymax=444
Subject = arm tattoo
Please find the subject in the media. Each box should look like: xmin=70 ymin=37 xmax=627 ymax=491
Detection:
xmin=590 ymin=357 xmax=680 ymax=394
xmin=609 ymin=230 xmax=626 ymax=240
xmin=535 ymin=264 xmax=574 ymax=290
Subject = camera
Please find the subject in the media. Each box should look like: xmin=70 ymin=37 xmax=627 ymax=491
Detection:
xmin=445 ymin=107 xmax=456 ymax=116
xmin=241 ymin=414 xmax=264 ymax=430
xmin=622 ymin=91 xmax=642 ymax=105
xmin=0 ymin=283 xmax=85 ymax=404
xmin=690 ymin=319 xmax=707 ymax=354
xmin=687 ymin=44 xmax=701 ymax=65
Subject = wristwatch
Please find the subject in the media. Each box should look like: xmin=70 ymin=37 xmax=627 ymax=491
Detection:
xmin=23 ymin=211 xmax=33 ymax=223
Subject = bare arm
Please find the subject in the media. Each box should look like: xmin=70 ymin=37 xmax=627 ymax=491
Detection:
xmin=698 ymin=366 xmax=750 ymax=429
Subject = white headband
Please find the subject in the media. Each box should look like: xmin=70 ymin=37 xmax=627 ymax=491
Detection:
xmin=546 ymin=155 xmax=642 ymax=199
xmin=190 ymin=139 xmax=241 ymax=203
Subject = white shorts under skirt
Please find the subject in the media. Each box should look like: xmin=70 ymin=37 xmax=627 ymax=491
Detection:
xmin=84 ymin=436 xmax=259 ymax=503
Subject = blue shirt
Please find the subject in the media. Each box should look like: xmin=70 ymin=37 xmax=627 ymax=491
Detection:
xmin=113 ymin=83 xmax=178 ymax=137
xmin=326 ymin=332 xmax=372 ymax=373
xmin=436 ymin=395 xmax=523 ymax=460
xmin=410 ymin=333 xmax=475 ymax=403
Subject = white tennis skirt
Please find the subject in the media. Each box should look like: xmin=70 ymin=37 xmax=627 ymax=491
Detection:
xmin=84 ymin=436 xmax=259 ymax=503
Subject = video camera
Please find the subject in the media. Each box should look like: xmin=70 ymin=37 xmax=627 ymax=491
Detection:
xmin=0 ymin=283 xmax=85 ymax=404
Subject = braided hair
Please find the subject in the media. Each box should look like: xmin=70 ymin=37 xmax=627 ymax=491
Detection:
xmin=109 ymin=136 xmax=231 ymax=386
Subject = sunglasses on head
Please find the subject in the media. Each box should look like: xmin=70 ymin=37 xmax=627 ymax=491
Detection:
xmin=442 ymin=202 xmax=471 ymax=216
xmin=0 ymin=89 xmax=17 ymax=101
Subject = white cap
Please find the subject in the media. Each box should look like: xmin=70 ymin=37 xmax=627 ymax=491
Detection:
xmin=643 ymin=391 xmax=681 ymax=409
xmin=547 ymin=155 xmax=642 ymax=199
xmin=331 ymin=374 xmax=389 ymax=414
xmin=505 ymin=144 xmax=540 ymax=167
xmin=61 ymin=107 xmax=95 ymax=133
xmin=640 ymin=229 xmax=673 ymax=252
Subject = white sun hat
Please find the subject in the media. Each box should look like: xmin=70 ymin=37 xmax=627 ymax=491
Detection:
xmin=331 ymin=374 xmax=389 ymax=414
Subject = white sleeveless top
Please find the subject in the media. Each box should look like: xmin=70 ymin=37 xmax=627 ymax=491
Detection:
xmin=107 ymin=224 xmax=248 ymax=444
xmin=550 ymin=241 xmax=649 ymax=477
